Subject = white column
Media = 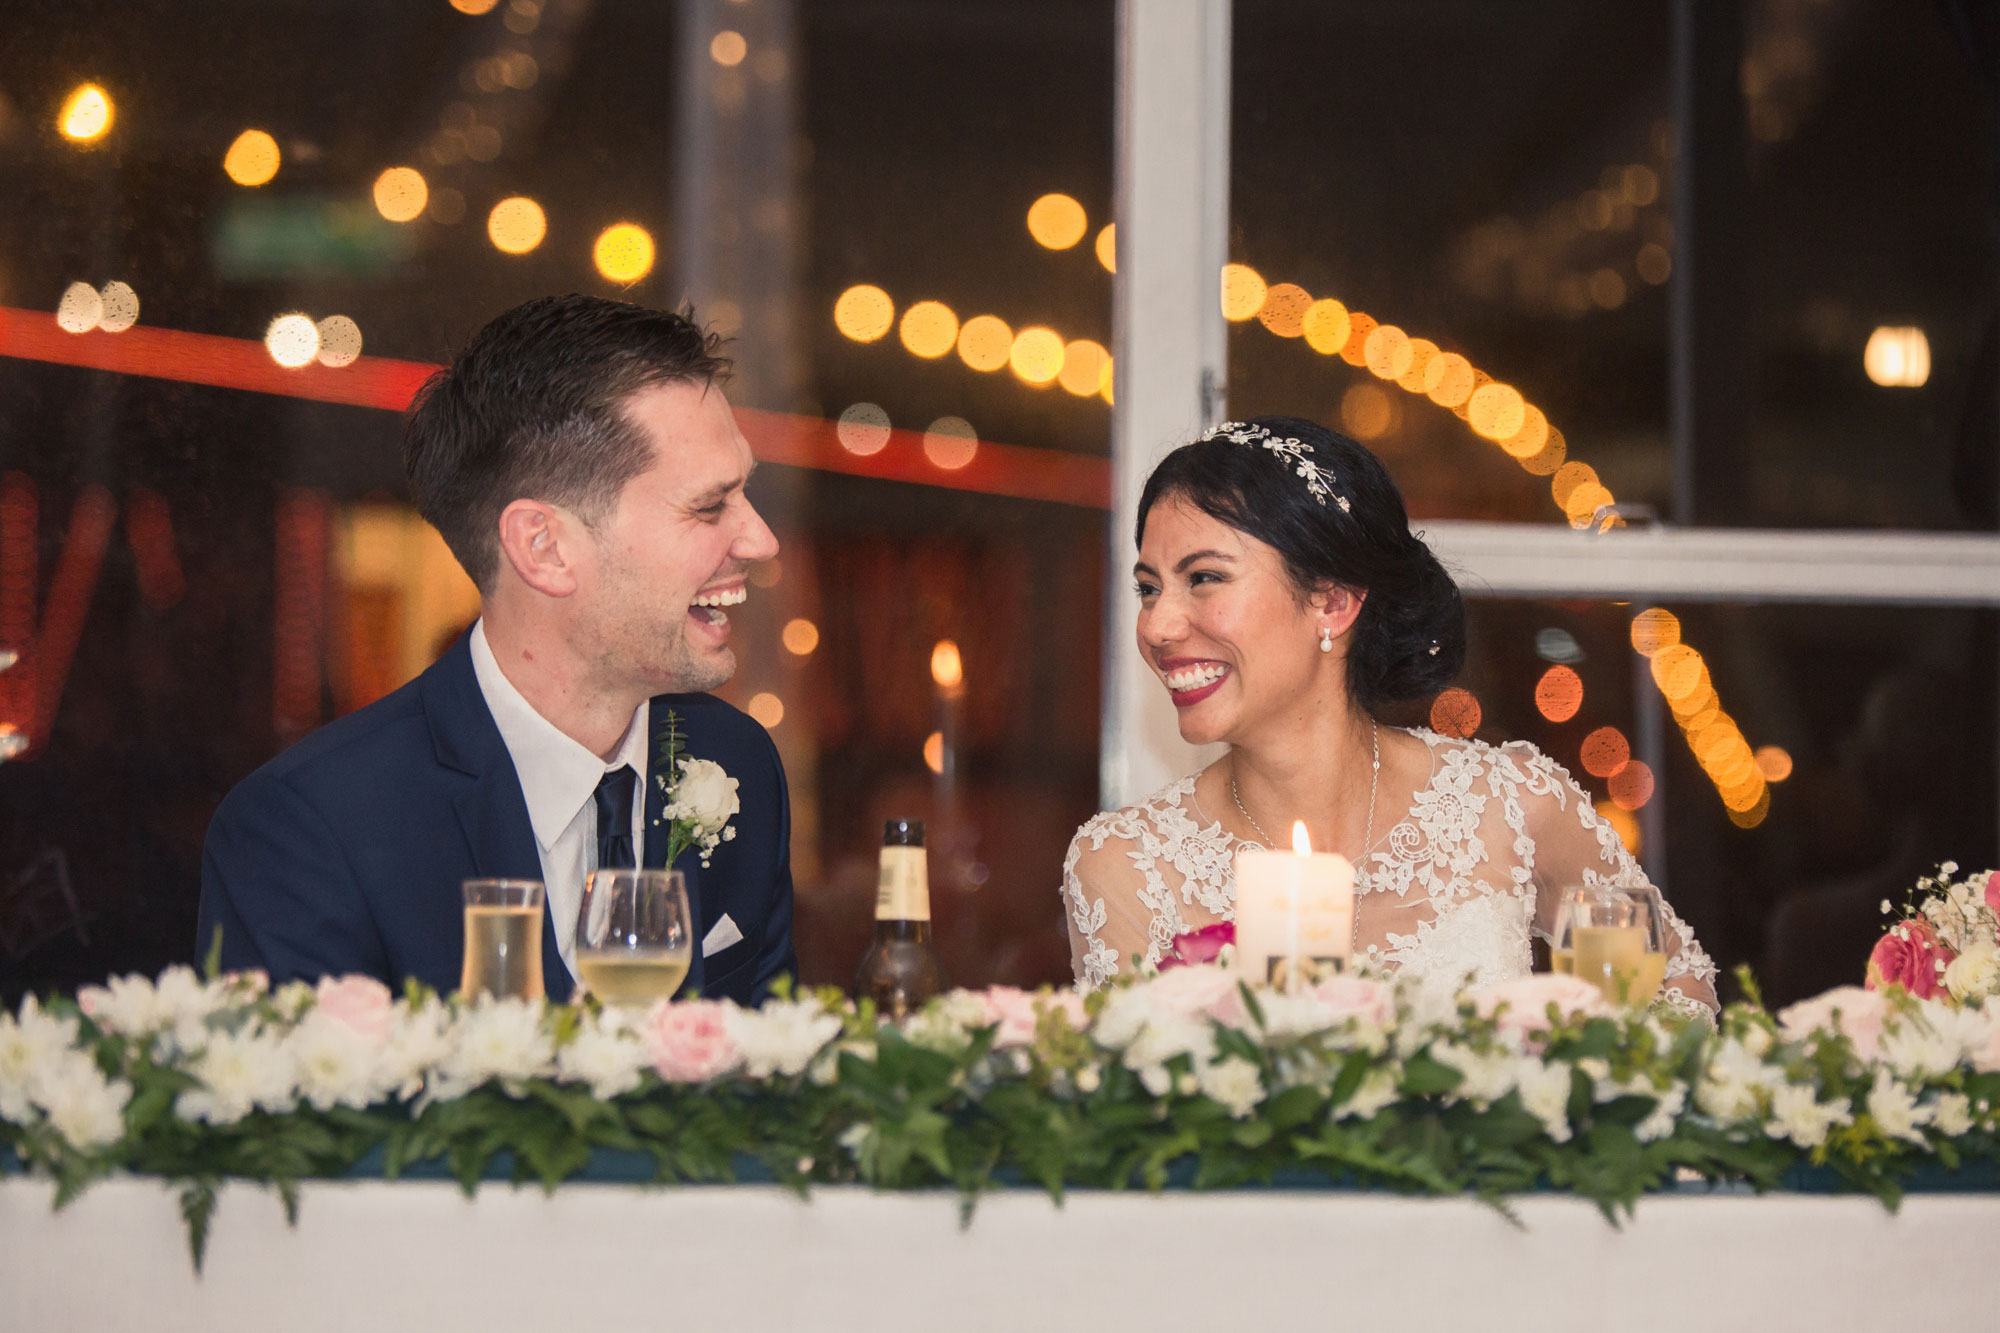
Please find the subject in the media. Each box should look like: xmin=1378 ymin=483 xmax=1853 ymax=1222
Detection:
xmin=1102 ymin=0 xmax=1232 ymax=810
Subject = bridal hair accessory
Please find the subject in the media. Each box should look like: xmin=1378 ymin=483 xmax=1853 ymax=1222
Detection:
xmin=1427 ymin=640 xmax=1440 ymax=656
xmin=1319 ymin=627 xmax=1334 ymax=653
xmin=1204 ymin=421 xmax=1351 ymax=513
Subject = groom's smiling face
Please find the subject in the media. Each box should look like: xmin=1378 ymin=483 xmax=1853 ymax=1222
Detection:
xmin=1134 ymin=495 xmax=1325 ymax=746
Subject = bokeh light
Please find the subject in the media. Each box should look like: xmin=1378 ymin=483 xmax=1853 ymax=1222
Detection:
xmin=1337 ymin=313 xmax=1377 ymax=367
xmin=1009 ymin=327 xmax=1065 ymax=384
xmin=710 ymin=30 xmax=748 ymax=67
xmin=1609 ymin=760 xmax=1655 ymax=811
xmin=97 ymin=281 xmax=138 ymax=333
xmin=1580 ymin=725 xmax=1630 ymax=778
xmin=1302 ymin=299 xmax=1351 ymax=356
xmin=1596 ymin=800 xmax=1641 ymax=855
xmin=1629 ymin=608 xmax=1681 ymax=657
xmin=1363 ymin=324 xmax=1414 ymax=381
xmin=55 ymin=282 xmax=103 ymax=334
xmin=1429 ymin=688 xmax=1481 ymax=739
xmin=487 ymin=197 xmax=547 ymax=254
xmin=593 ymin=223 xmax=655 ymax=283
xmin=1650 ymin=643 xmax=1705 ymax=700
xmin=1058 ymin=339 xmax=1110 ymax=396
xmin=314 ymin=315 xmax=363 ymax=368
xmin=59 ymin=84 xmax=113 ymax=142
xmin=1094 ymin=223 xmax=1116 ymax=273
xmin=1864 ymin=326 xmax=1930 ymax=388
xmin=1467 ymin=382 xmax=1527 ymax=441
xmin=1257 ymin=283 xmax=1312 ymax=338
xmin=450 ymin=0 xmax=500 ymax=13
xmin=1754 ymin=745 xmax=1794 ymax=782
xmin=835 ymin=402 xmax=891 ymax=456
xmin=1423 ymin=352 xmax=1474 ymax=407
xmin=898 ymin=301 xmax=959 ymax=358
xmin=1396 ymin=338 xmax=1438 ymax=393
xmin=781 ymin=618 xmax=820 ymax=656
xmin=833 ymin=284 xmax=894 ymax=343
xmin=1533 ymin=665 xmax=1583 ymax=723
xmin=923 ymin=417 xmax=978 ymax=470
xmin=1340 ymin=384 xmax=1394 ymax=440
xmin=1549 ymin=461 xmax=1600 ymax=511
xmin=1220 ymin=264 xmax=1267 ymax=322
xmin=924 ymin=731 xmax=945 ymax=775
xmin=264 ymin=314 xmax=320 ymax=368
xmin=373 ymin=167 xmax=429 ymax=223
xmin=956 ymin=314 xmax=1012 ymax=371
xmin=746 ymin=692 xmax=783 ymax=728
xmin=930 ymin=639 xmax=964 ymax=689
xmin=1499 ymin=404 xmax=1549 ymax=459
xmin=1026 ymin=193 xmax=1087 ymax=250
xmin=223 ymin=129 xmax=281 ymax=186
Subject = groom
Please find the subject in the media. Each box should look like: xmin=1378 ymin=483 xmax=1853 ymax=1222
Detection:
xmin=197 ymin=295 xmax=795 ymax=1004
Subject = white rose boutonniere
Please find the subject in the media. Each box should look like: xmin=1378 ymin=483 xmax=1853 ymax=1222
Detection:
xmin=653 ymin=710 xmax=740 ymax=868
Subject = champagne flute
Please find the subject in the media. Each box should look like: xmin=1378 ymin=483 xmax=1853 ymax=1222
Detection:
xmin=575 ymin=868 xmax=693 ymax=1007
xmin=1548 ymin=892 xmax=1577 ymax=975
xmin=461 ymin=879 xmax=547 ymax=1001
xmin=1562 ymin=887 xmax=1648 ymax=1005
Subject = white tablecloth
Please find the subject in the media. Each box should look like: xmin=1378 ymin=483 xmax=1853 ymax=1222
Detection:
xmin=5 ymin=1177 xmax=1997 ymax=1331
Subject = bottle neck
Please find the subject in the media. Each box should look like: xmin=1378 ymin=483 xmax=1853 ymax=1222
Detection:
xmin=872 ymin=918 xmax=932 ymax=944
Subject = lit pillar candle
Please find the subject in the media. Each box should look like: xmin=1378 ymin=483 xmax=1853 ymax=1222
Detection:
xmin=1233 ymin=821 xmax=1355 ymax=991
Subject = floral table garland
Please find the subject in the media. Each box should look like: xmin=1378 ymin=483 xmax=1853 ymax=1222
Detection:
xmin=6 ymin=945 xmax=2000 ymax=1271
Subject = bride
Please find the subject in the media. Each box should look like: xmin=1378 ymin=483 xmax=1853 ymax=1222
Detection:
xmin=1062 ymin=417 xmax=1718 ymax=1017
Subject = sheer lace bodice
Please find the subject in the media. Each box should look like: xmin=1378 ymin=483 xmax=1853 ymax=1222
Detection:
xmin=1062 ymin=729 xmax=1718 ymax=1014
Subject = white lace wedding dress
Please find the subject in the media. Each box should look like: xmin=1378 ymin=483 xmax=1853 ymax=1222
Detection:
xmin=1062 ymin=729 xmax=1719 ymax=1016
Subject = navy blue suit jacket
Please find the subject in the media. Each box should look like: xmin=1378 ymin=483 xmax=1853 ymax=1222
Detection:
xmin=197 ymin=633 xmax=796 ymax=1004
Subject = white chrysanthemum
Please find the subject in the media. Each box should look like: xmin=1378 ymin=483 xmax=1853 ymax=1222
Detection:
xmin=902 ymin=991 xmax=989 ymax=1052
xmin=1865 ymin=1073 xmax=1930 ymax=1145
xmin=1195 ymin=1055 xmax=1265 ymax=1119
xmin=1336 ymin=1067 xmax=1401 ymax=1121
xmin=30 ymin=1050 xmax=131 ymax=1151
xmin=1929 ymin=1091 xmax=1974 ymax=1137
xmin=1432 ymin=1042 xmax=1517 ymax=1105
xmin=1694 ymin=1038 xmax=1779 ymax=1123
xmin=76 ymin=970 xmax=217 ymax=1037
xmin=177 ymin=1026 xmax=298 ymax=1125
xmin=1880 ymin=1011 xmax=1964 ymax=1081
xmin=1634 ymin=1083 xmax=1686 ymax=1142
xmin=1513 ymin=1060 xmax=1573 ymax=1143
xmin=729 ymin=999 xmax=841 ymax=1079
xmin=556 ymin=1010 xmax=651 ymax=1101
xmin=434 ymin=997 xmax=555 ymax=1098
xmin=380 ymin=999 xmax=454 ymax=1100
xmin=0 ymin=998 xmax=81 ymax=1125
xmin=271 ymin=981 xmax=317 ymax=1023
xmin=286 ymin=1012 xmax=387 ymax=1111
xmin=1765 ymin=1083 xmax=1850 ymax=1149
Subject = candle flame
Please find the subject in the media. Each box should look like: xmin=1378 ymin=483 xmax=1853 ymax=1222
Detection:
xmin=1292 ymin=821 xmax=1312 ymax=855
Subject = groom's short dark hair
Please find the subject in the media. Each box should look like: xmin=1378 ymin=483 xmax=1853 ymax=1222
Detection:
xmin=404 ymin=294 xmax=729 ymax=592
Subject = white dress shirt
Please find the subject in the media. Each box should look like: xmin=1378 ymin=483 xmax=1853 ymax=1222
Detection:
xmin=468 ymin=619 xmax=649 ymax=979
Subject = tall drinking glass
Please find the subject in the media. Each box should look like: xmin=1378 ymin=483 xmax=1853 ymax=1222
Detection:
xmin=1614 ymin=884 xmax=1671 ymax=1007
xmin=461 ymin=879 xmax=546 ymax=1001
xmin=575 ymin=868 xmax=693 ymax=1007
xmin=1561 ymin=887 xmax=1648 ymax=1005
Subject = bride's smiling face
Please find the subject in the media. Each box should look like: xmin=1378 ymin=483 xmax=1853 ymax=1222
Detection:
xmin=1135 ymin=495 xmax=1339 ymax=746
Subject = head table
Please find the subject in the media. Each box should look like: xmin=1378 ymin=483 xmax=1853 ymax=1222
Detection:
xmin=4 ymin=1175 xmax=1999 ymax=1331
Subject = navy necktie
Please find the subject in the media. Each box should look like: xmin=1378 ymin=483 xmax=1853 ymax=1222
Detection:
xmin=593 ymin=765 xmax=638 ymax=871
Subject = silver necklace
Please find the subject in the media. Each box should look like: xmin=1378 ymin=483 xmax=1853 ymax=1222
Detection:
xmin=1231 ymin=720 xmax=1380 ymax=866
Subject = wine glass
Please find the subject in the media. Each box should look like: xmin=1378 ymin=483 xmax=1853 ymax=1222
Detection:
xmin=1559 ymin=886 xmax=1648 ymax=1005
xmin=1614 ymin=883 xmax=1671 ymax=1007
xmin=461 ymin=879 xmax=546 ymax=1001
xmin=574 ymin=869 xmax=693 ymax=1008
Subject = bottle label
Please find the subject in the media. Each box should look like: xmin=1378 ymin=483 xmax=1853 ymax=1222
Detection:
xmin=875 ymin=846 xmax=931 ymax=922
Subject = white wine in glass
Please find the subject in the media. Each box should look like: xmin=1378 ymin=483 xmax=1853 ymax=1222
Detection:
xmin=461 ymin=880 xmax=546 ymax=1001
xmin=575 ymin=868 xmax=693 ymax=1008
xmin=1573 ymin=924 xmax=1648 ymax=1004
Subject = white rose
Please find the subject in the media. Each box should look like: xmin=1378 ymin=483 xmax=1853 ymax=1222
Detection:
xmin=669 ymin=758 xmax=739 ymax=836
xmin=1945 ymin=942 xmax=2000 ymax=1005
xmin=0 ymin=999 xmax=81 ymax=1125
xmin=729 ymin=999 xmax=841 ymax=1079
xmin=556 ymin=1010 xmax=651 ymax=1101
xmin=1195 ymin=1056 xmax=1265 ymax=1119
xmin=30 ymin=1051 xmax=131 ymax=1151
xmin=176 ymin=1027 xmax=298 ymax=1125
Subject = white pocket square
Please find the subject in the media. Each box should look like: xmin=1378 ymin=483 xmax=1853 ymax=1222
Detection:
xmin=701 ymin=913 xmax=744 ymax=958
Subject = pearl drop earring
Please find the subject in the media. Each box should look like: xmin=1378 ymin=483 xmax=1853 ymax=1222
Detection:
xmin=1319 ymin=627 xmax=1333 ymax=653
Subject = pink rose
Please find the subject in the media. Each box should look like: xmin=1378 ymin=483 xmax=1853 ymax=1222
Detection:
xmin=1471 ymin=974 xmax=1610 ymax=1037
xmin=1160 ymin=922 xmax=1234 ymax=970
xmin=1980 ymin=872 xmax=2000 ymax=920
xmin=645 ymin=1000 xmax=741 ymax=1083
xmin=978 ymin=987 xmax=1088 ymax=1047
xmin=1146 ymin=963 xmax=1249 ymax=1027
xmin=1777 ymin=986 xmax=1888 ymax=1061
xmin=314 ymin=975 xmax=393 ymax=1041
xmin=1867 ymin=918 xmax=1955 ymax=1001
xmin=1311 ymin=975 xmax=1396 ymax=1029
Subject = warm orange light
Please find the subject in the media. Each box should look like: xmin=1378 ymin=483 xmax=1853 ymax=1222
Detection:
xmin=1629 ymin=608 xmax=1681 ymax=657
xmin=1397 ymin=338 xmax=1438 ymax=393
xmin=923 ymin=418 xmax=978 ymax=470
xmin=264 ymin=314 xmax=319 ymax=368
xmin=1549 ymin=461 xmax=1600 ymax=511
xmin=924 ymin=731 xmax=945 ymax=774
xmin=1596 ymin=800 xmax=1642 ymax=856
xmin=487 ymin=196 xmax=546 ymax=254
xmin=593 ymin=223 xmax=655 ymax=283
xmin=1009 ymin=327 xmax=1065 ymax=384
xmin=930 ymin=639 xmax=964 ymax=689
xmin=956 ymin=314 xmax=1012 ymax=371
xmin=314 ymin=315 xmax=363 ymax=368
xmin=834 ymin=285 xmax=894 ymax=343
xmin=1220 ymin=264 xmax=1268 ymax=321
xmin=1291 ymin=821 xmax=1313 ymax=856
xmin=223 ymin=130 xmax=281 ymax=187
xmin=1580 ymin=726 xmax=1630 ymax=779
xmin=1864 ymin=326 xmax=1930 ymax=388
xmin=835 ymin=402 xmax=891 ymax=456
xmin=1058 ymin=339 xmax=1110 ymax=396
xmin=1467 ymin=383 xmax=1527 ymax=441
xmin=1609 ymin=760 xmax=1655 ymax=811
xmin=1499 ymin=404 xmax=1549 ymax=459
xmin=1340 ymin=384 xmax=1394 ymax=441
xmin=1423 ymin=352 xmax=1474 ymax=407
xmin=1650 ymin=643 xmax=1705 ymax=700
xmin=1094 ymin=223 xmax=1116 ymax=273
xmin=1027 ymin=193 xmax=1088 ymax=250
xmin=1257 ymin=283 xmax=1312 ymax=338
xmin=373 ymin=168 xmax=429 ymax=223
xmin=1302 ymin=299 xmax=1352 ymax=356
xmin=710 ymin=30 xmax=748 ymax=67
xmin=1534 ymin=665 xmax=1583 ymax=723
xmin=746 ymin=692 xmax=783 ymax=728
xmin=1754 ymin=745 xmax=1794 ymax=782
xmin=1338 ymin=313 xmax=1377 ymax=368
xmin=59 ymin=84 xmax=113 ymax=142
xmin=899 ymin=301 xmax=959 ymax=358
xmin=1429 ymin=688 xmax=1481 ymax=739
xmin=1636 ymin=243 xmax=1672 ymax=285
xmin=781 ymin=618 xmax=820 ymax=656
xmin=1521 ymin=429 xmax=1568 ymax=477
xmin=450 ymin=0 xmax=500 ymax=13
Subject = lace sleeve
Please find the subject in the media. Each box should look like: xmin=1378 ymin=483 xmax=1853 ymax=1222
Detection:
xmin=1504 ymin=743 xmax=1720 ymax=1018
xmin=1061 ymin=815 xmax=1168 ymax=990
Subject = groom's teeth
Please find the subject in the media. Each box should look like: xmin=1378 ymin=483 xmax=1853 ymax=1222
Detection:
xmin=690 ymin=588 xmax=747 ymax=608
xmin=1165 ymin=664 xmax=1227 ymax=691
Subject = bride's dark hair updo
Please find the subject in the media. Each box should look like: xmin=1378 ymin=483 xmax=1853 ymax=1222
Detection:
xmin=1136 ymin=415 xmax=1466 ymax=719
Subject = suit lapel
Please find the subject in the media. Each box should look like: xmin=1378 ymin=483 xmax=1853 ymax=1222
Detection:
xmin=645 ymin=697 xmax=706 ymax=998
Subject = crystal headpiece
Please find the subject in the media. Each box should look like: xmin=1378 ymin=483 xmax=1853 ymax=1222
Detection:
xmin=1201 ymin=420 xmax=1351 ymax=513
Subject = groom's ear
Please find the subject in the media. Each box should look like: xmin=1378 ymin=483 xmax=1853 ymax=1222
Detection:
xmin=496 ymin=499 xmax=581 ymax=598
xmin=1311 ymin=583 xmax=1367 ymax=638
